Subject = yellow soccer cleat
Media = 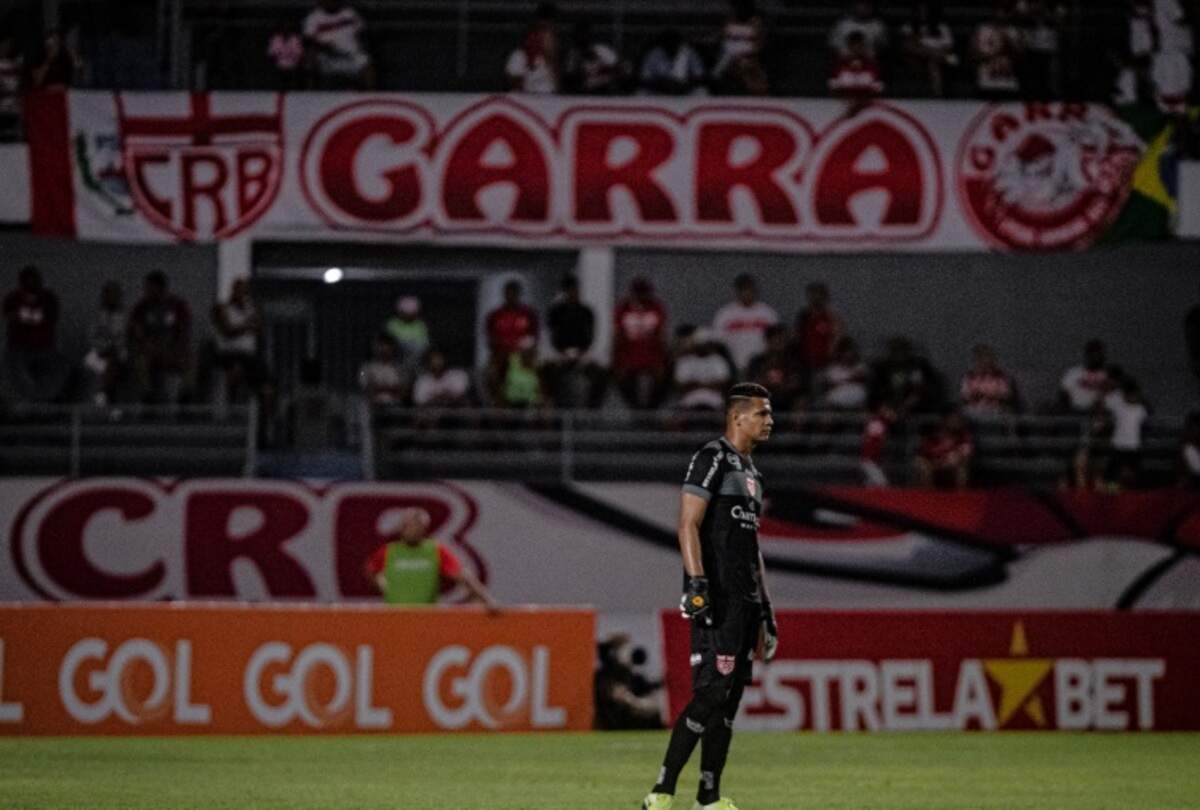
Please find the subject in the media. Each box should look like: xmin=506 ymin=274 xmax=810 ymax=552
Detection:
xmin=642 ymin=792 xmax=675 ymax=809
xmin=694 ymin=799 xmax=741 ymax=810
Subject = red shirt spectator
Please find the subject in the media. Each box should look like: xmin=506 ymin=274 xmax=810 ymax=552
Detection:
xmin=3 ymin=266 xmax=58 ymax=352
xmin=614 ymin=279 xmax=668 ymax=372
xmin=916 ymin=412 xmax=974 ymax=489
xmin=960 ymin=344 xmax=1017 ymax=417
xmin=794 ymin=281 xmax=843 ymax=372
xmin=486 ymin=280 xmax=538 ymax=357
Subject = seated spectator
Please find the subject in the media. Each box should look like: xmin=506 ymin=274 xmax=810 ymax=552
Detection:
xmin=613 ymin=277 xmax=669 ymax=410
xmin=1057 ymin=339 xmax=1109 ymax=414
xmin=495 ymin=336 xmax=544 ymax=408
xmin=899 ymin=1 xmax=957 ymax=98
xmin=672 ymin=328 xmax=732 ymax=410
xmin=1178 ymin=411 xmax=1200 ymax=488
xmin=1014 ymin=0 xmax=1066 ymax=100
xmin=562 ymin=21 xmax=623 ymax=95
xmin=861 ymin=403 xmax=896 ymax=486
xmin=0 ymin=31 xmax=23 ymax=141
xmin=870 ymin=336 xmax=941 ymax=418
xmin=506 ymin=3 xmax=559 ymax=94
xmin=914 ymin=410 xmax=973 ymax=489
xmin=960 ymin=344 xmax=1018 ymax=419
xmin=303 ymin=0 xmax=374 ymax=90
xmin=638 ymin=30 xmax=707 ymax=96
xmin=210 ymin=279 xmax=265 ymax=408
xmin=829 ymin=30 xmax=885 ymax=106
xmin=267 ymin=18 xmax=305 ymax=90
xmin=82 ymin=281 xmax=128 ymax=408
xmin=27 ymin=27 xmax=81 ymax=91
xmin=1104 ymin=376 xmax=1148 ymax=489
xmin=359 ymin=333 xmax=406 ymax=405
xmin=820 ymin=336 xmax=870 ymax=410
xmin=794 ymin=281 xmax=843 ymax=374
xmin=830 ymin=1 xmax=889 ymax=60
xmin=385 ymin=295 xmax=430 ymax=370
xmin=412 ymin=349 xmax=472 ymax=408
xmin=972 ymin=2 xmax=1021 ymax=99
xmin=713 ymin=273 xmax=779 ymax=376
xmin=365 ymin=507 xmax=498 ymax=609
xmin=3 ymin=265 xmax=67 ymax=402
xmin=713 ymin=0 xmax=768 ymax=95
xmin=747 ymin=324 xmax=805 ymax=410
xmin=543 ymin=274 xmax=607 ymax=408
xmin=129 ymin=271 xmax=191 ymax=406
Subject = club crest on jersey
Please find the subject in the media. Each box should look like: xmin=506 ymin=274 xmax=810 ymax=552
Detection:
xmin=716 ymin=655 xmax=737 ymax=676
xmin=116 ymin=93 xmax=285 ymax=241
xmin=726 ymin=453 xmax=742 ymax=470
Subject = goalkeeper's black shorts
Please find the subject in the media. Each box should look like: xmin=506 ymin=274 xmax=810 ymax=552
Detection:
xmin=690 ymin=599 xmax=762 ymax=689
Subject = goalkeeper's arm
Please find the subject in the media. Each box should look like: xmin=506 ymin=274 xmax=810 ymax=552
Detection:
xmin=757 ymin=549 xmax=778 ymax=661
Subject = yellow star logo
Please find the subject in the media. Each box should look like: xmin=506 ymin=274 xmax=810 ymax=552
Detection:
xmin=983 ymin=621 xmax=1054 ymax=727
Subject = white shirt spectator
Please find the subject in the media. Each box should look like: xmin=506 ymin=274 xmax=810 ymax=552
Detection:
xmin=830 ymin=16 xmax=889 ymax=58
xmin=712 ymin=301 xmax=779 ymax=372
xmin=1155 ymin=0 xmax=1194 ymax=55
xmin=1105 ymin=391 xmax=1148 ymax=451
xmin=1059 ymin=365 xmax=1109 ymax=412
xmin=822 ymin=361 xmax=869 ymax=409
xmin=413 ymin=368 xmax=471 ymax=407
xmin=506 ymin=48 xmax=557 ymax=94
xmin=214 ymin=299 xmax=258 ymax=356
xmin=675 ymin=353 xmax=730 ymax=410
xmin=639 ymin=44 xmax=707 ymax=93
xmin=303 ymin=3 xmax=369 ymax=77
xmin=359 ymin=360 xmax=405 ymax=404
xmin=974 ymin=21 xmax=1020 ymax=93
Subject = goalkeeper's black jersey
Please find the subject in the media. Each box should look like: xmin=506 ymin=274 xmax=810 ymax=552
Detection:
xmin=682 ymin=437 xmax=764 ymax=604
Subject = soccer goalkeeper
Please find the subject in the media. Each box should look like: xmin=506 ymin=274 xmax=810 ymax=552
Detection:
xmin=643 ymin=382 xmax=779 ymax=810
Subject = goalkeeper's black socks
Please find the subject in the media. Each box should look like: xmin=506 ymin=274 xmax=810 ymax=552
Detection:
xmin=652 ymin=712 xmax=706 ymax=794
xmin=696 ymin=717 xmax=734 ymax=805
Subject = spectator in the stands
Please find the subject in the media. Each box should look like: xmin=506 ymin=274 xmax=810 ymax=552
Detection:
xmin=1116 ymin=0 xmax=1194 ymax=112
xmin=713 ymin=0 xmax=768 ymax=95
xmin=82 ymin=281 xmax=127 ymax=408
xmin=129 ymin=271 xmax=191 ymax=406
xmin=638 ymin=29 xmax=707 ymax=95
xmin=486 ymin=280 xmax=538 ymax=365
xmin=412 ymin=348 xmax=472 ymax=409
xmin=1178 ymin=411 xmax=1200 ymax=488
xmin=562 ymin=20 xmax=623 ymax=94
xmin=960 ymin=344 xmax=1018 ymax=419
xmin=1103 ymin=375 xmax=1149 ymax=489
xmin=829 ymin=30 xmax=885 ymax=107
xmin=27 ymin=27 xmax=81 ymax=91
xmin=972 ymin=1 xmax=1021 ymax=99
xmin=1070 ymin=405 xmax=1112 ymax=490
xmin=860 ymin=403 xmax=896 ymax=486
xmin=267 ymin=17 xmax=305 ymax=90
xmin=747 ymin=324 xmax=805 ymax=411
xmin=613 ymin=277 xmax=669 ymax=410
xmin=672 ymin=327 xmax=732 ymax=411
xmin=303 ymin=0 xmax=374 ymax=90
xmin=1014 ymin=0 xmax=1066 ymax=100
xmin=819 ymin=336 xmax=870 ymax=411
xmin=359 ymin=333 xmax=406 ymax=405
xmin=870 ymin=336 xmax=941 ymax=418
xmin=210 ymin=279 xmax=264 ymax=408
xmin=914 ymin=409 xmax=973 ymax=489
xmin=713 ymin=273 xmax=779 ymax=375
xmin=830 ymin=1 xmax=889 ymax=60
xmin=1057 ymin=339 xmax=1110 ymax=414
xmin=794 ymin=281 xmax=843 ymax=375
xmin=495 ymin=335 xmax=544 ymax=408
xmin=1188 ymin=282 xmax=1200 ymax=396
xmin=3 ymin=265 xmax=67 ymax=402
xmin=506 ymin=2 xmax=560 ymax=94
xmin=898 ymin=1 xmax=957 ymax=98
xmin=543 ymin=274 xmax=607 ymax=408
xmin=0 ymin=30 xmax=23 ymax=141
xmin=385 ymin=295 xmax=430 ymax=371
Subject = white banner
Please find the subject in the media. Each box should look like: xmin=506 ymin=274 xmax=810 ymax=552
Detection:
xmin=2 ymin=478 xmax=1198 ymax=611
xmin=48 ymin=93 xmax=1147 ymax=251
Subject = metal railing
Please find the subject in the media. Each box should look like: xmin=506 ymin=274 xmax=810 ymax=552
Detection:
xmin=0 ymin=402 xmax=258 ymax=478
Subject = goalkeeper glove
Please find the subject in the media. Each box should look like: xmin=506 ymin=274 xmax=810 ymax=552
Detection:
xmin=760 ymin=603 xmax=779 ymax=662
xmin=680 ymin=576 xmax=712 ymax=625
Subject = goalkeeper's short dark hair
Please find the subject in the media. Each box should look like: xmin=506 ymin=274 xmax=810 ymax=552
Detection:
xmin=726 ymin=382 xmax=771 ymax=412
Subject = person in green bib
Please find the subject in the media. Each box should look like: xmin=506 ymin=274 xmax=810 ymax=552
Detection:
xmin=365 ymin=507 xmax=499 ymax=611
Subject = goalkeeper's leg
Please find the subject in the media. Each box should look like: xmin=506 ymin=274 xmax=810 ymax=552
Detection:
xmin=650 ymin=681 xmax=729 ymax=796
xmin=696 ymin=679 xmax=745 ymax=806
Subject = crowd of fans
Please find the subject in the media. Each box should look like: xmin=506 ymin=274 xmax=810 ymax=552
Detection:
xmin=1 ymin=263 xmax=1194 ymax=491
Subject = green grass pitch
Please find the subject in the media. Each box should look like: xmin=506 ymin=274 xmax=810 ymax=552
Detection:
xmin=1 ymin=732 xmax=1198 ymax=809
